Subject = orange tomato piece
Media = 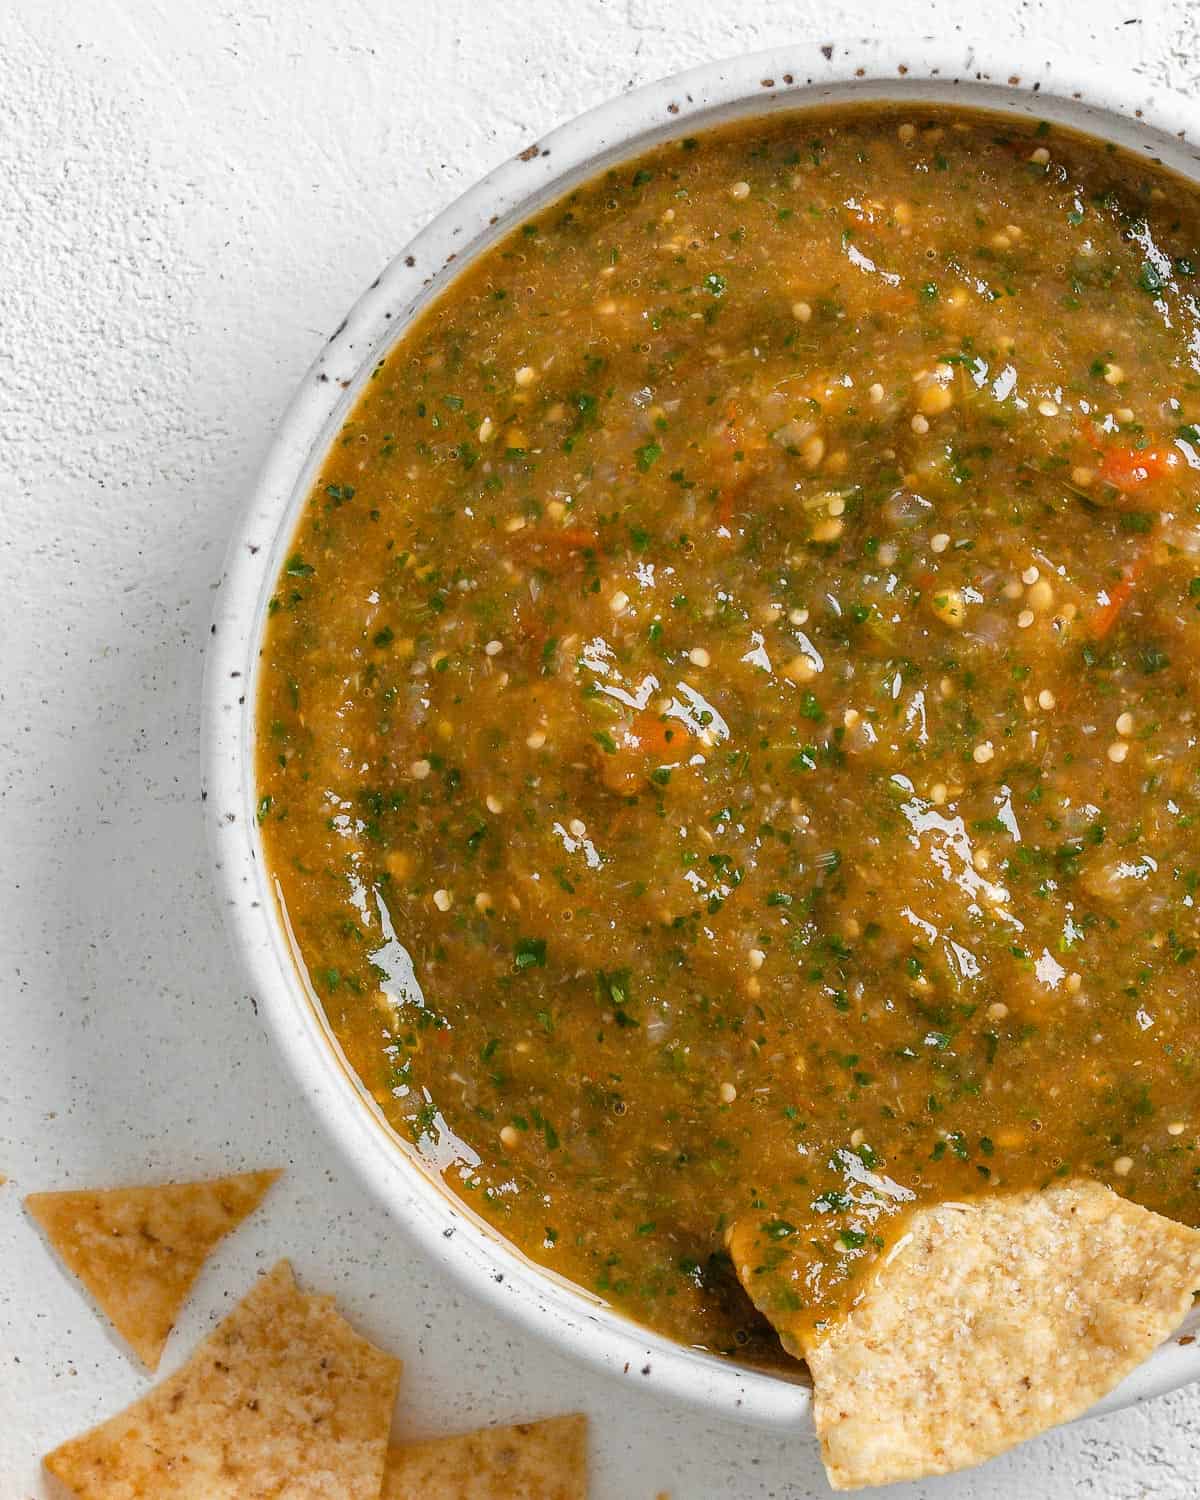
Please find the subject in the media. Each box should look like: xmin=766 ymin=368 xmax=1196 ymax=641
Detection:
xmin=628 ymin=709 xmax=679 ymax=757
xmin=1097 ymin=445 xmax=1180 ymax=490
xmin=1088 ymin=560 xmax=1143 ymax=640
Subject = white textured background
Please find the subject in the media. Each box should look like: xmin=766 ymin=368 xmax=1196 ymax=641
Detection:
xmin=2 ymin=2 xmax=1198 ymax=1496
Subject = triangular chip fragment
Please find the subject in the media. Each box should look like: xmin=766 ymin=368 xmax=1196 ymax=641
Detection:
xmin=383 ymin=1413 xmax=588 ymax=1499
xmin=44 ymin=1259 xmax=401 ymax=1499
xmin=27 ymin=1168 xmax=281 ymax=1368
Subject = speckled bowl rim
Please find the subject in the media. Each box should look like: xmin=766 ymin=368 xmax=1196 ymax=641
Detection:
xmin=204 ymin=37 xmax=1200 ymax=1432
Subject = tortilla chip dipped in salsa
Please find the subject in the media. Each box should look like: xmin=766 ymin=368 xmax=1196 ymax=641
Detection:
xmin=43 ymin=1259 xmax=401 ymax=1500
xmin=382 ymin=1413 xmax=588 ymax=1499
xmin=729 ymin=1181 xmax=1200 ymax=1487
xmin=26 ymin=1169 xmax=281 ymax=1369
xmin=256 ymin=99 xmax=1200 ymax=1476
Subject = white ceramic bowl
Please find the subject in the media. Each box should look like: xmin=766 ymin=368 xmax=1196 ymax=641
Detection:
xmin=204 ymin=39 xmax=1200 ymax=1430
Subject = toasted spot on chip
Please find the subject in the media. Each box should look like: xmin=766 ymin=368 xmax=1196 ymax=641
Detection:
xmin=382 ymin=1413 xmax=588 ymax=1499
xmin=734 ymin=1181 xmax=1200 ymax=1489
xmin=26 ymin=1169 xmax=281 ymax=1369
xmin=44 ymin=1258 xmax=401 ymax=1499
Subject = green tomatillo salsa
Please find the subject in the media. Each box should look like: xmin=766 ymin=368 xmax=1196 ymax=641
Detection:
xmin=257 ymin=105 xmax=1200 ymax=1362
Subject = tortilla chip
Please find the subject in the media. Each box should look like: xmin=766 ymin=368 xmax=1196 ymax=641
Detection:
xmin=382 ymin=1413 xmax=588 ymax=1499
xmin=44 ymin=1259 xmax=401 ymax=1500
xmin=735 ymin=1181 xmax=1200 ymax=1489
xmin=26 ymin=1169 xmax=281 ymax=1369
xmin=724 ymin=1215 xmax=808 ymax=1364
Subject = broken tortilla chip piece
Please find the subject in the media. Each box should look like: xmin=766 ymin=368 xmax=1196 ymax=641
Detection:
xmin=26 ymin=1169 xmax=281 ymax=1369
xmin=734 ymin=1181 xmax=1200 ymax=1489
xmin=382 ymin=1413 xmax=588 ymax=1500
xmin=44 ymin=1258 xmax=401 ymax=1500
xmin=724 ymin=1214 xmax=809 ymax=1364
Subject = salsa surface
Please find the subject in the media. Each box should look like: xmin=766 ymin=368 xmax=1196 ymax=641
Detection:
xmin=258 ymin=106 xmax=1200 ymax=1358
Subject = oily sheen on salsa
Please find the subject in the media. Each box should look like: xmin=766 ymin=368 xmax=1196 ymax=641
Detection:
xmin=258 ymin=107 xmax=1200 ymax=1360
